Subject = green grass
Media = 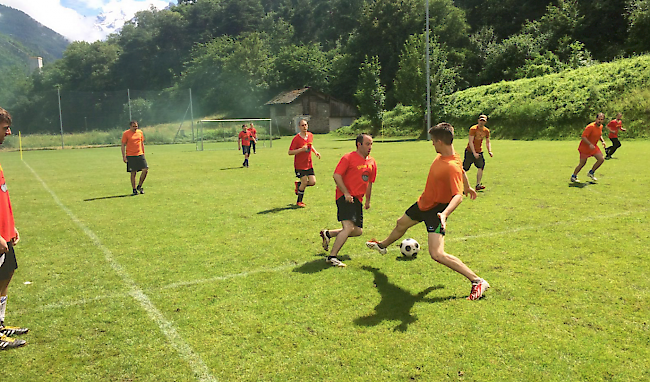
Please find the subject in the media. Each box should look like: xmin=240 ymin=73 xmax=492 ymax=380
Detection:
xmin=1 ymin=135 xmax=648 ymax=381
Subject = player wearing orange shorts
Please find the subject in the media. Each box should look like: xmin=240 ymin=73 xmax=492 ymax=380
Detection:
xmin=571 ymin=113 xmax=607 ymax=182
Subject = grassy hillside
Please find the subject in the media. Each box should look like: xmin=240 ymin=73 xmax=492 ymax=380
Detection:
xmin=441 ymin=55 xmax=650 ymax=139
xmin=0 ymin=4 xmax=69 ymax=63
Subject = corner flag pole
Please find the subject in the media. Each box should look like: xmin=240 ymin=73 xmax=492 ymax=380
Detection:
xmin=19 ymin=131 xmax=22 ymax=160
xmin=426 ymin=0 xmax=431 ymax=136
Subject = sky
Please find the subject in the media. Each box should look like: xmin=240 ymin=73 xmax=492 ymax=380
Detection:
xmin=0 ymin=0 xmax=170 ymax=42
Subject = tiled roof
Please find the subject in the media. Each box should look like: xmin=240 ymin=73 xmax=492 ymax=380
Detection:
xmin=265 ymin=87 xmax=310 ymax=105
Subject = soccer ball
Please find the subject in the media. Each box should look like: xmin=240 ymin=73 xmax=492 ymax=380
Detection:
xmin=399 ymin=238 xmax=420 ymax=257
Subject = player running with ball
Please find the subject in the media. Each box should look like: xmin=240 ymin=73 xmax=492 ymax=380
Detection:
xmin=366 ymin=122 xmax=490 ymax=300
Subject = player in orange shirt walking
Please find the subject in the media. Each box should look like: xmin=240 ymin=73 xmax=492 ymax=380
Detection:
xmin=238 ymin=124 xmax=252 ymax=167
xmin=605 ymin=113 xmax=626 ymax=160
xmin=247 ymin=123 xmax=258 ymax=154
xmin=366 ymin=122 xmax=489 ymax=300
xmin=463 ymin=114 xmax=493 ymax=191
xmin=288 ymin=119 xmax=321 ymax=207
xmin=571 ymin=113 xmax=607 ymax=182
xmin=319 ymin=134 xmax=377 ymax=267
xmin=121 ymin=121 xmax=149 ymax=195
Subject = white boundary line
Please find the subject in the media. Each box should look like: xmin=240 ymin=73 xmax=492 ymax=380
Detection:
xmin=23 ymin=161 xmax=217 ymax=382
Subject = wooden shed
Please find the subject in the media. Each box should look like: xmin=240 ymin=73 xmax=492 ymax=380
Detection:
xmin=265 ymin=87 xmax=359 ymax=134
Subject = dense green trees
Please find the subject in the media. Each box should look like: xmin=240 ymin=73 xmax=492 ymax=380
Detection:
xmin=5 ymin=0 xmax=650 ymax=133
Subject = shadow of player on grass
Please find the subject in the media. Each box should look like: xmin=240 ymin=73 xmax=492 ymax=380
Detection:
xmin=354 ymin=266 xmax=454 ymax=332
xmin=257 ymin=204 xmax=302 ymax=215
xmin=83 ymin=194 xmax=133 ymax=201
xmin=292 ymin=254 xmax=352 ymax=274
xmin=568 ymin=181 xmax=596 ymax=189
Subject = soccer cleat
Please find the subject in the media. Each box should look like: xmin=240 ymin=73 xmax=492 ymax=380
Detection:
xmin=132 ymin=188 xmax=138 ymax=196
xmin=326 ymin=256 xmax=347 ymax=267
xmin=294 ymin=181 xmax=300 ymax=195
xmin=0 ymin=325 xmax=29 ymax=336
xmin=467 ymin=279 xmax=490 ymax=300
xmin=588 ymin=171 xmax=597 ymax=181
xmin=297 ymin=202 xmax=306 ymax=208
xmin=476 ymin=184 xmax=486 ymax=190
xmin=320 ymin=230 xmax=330 ymax=251
xmin=570 ymin=174 xmax=579 ymax=183
xmin=137 ymin=186 xmax=144 ymax=194
xmin=366 ymin=240 xmax=387 ymax=255
xmin=0 ymin=334 xmax=26 ymax=350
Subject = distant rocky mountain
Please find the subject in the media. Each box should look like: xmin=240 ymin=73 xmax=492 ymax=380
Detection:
xmin=0 ymin=3 xmax=69 ymax=66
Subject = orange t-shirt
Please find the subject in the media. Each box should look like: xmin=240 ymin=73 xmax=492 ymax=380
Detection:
xmin=121 ymin=129 xmax=145 ymax=156
xmin=607 ymin=119 xmax=622 ymax=139
xmin=247 ymin=127 xmax=257 ymax=139
xmin=466 ymin=125 xmax=490 ymax=153
xmin=334 ymin=152 xmax=377 ymax=202
xmin=417 ymin=154 xmax=464 ymax=211
xmin=0 ymin=164 xmax=16 ymax=242
xmin=578 ymin=122 xmax=602 ymax=156
xmin=289 ymin=132 xmax=314 ymax=170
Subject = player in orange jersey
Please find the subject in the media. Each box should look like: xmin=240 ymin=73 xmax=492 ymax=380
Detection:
xmin=0 ymin=107 xmax=29 ymax=350
xmin=247 ymin=123 xmax=258 ymax=154
xmin=288 ymin=119 xmax=321 ymax=207
xmin=366 ymin=122 xmax=489 ymax=300
xmin=571 ymin=113 xmax=607 ymax=182
xmin=320 ymin=134 xmax=377 ymax=267
xmin=121 ymin=121 xmax=149 ymax=195
xmin=605 ymin=113 xmax=626 ymax=160
xmin=463 ymin=114 xmax=493 ymax=191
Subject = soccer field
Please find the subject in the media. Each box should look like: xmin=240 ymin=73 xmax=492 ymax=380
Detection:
xmin=1 ymin=136 xmax=648 ymax=381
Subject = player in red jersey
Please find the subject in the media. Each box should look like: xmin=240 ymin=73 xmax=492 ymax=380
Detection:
xmin=571 ymin=113 xmax=607 ymax=182
xmin=288 ymin=119 xmax=321 ymax=207
xmin=121 ymin=121 xmax=148 ymax=195
xmin=319 ymin=134 xmax=377 ymax=267
xmin=0 ymin=107 xmax=29 ymax=349
xmin=238 ymin=124 xmax=252 ymax=167
xmin=366 ymin=123 xmax=489 ymax=300
xmin=247 ymin=123 xmax=258 ymax=154
xmin=605 ymin=113 xmax=626 ymax=160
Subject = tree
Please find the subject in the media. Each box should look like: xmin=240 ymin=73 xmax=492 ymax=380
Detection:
xmin=271 ymin=43 xmax=334 ymax=92
xmin=354 ymin=55 xmax=385 ymax=135
xmin=626 ymin=0 xmax=650 ymax=53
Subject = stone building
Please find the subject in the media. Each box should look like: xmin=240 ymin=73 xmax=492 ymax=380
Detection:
xmin=265 ymin=87 xmax=359 ymax=134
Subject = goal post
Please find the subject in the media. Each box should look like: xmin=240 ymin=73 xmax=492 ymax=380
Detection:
xmin=196 ymin=118 xmax=273 ymax=151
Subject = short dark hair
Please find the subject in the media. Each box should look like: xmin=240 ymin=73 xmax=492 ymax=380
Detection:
xmin=428 ymin=122 xmax=454 ymax=145
xmin=242 ymin=124 xmax=247 ymax=128
xmin=130 ymin=120 xmax=138 ymax=126
xmin=0 ymin=107 xmax=12 ymax=126
xmin=356 ymin=133 xmax=371 ymax=148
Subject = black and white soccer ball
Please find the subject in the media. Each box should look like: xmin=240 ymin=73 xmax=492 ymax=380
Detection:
xmin=399 ymin=238 xmax=420 ymax=257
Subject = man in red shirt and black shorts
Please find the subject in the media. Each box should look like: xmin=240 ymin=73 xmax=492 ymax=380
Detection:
xmin=238 ymin=124 xmax=252 ymax=167
xmin=605 ymin=113 xmax=626 ymax=160
xmin=319 ymin=133 xmax=377 ymax=267
xmin=288 ymin=119 xmax=321 ymax=207
xmin=0 ymin=107 xmax=29 ymax=349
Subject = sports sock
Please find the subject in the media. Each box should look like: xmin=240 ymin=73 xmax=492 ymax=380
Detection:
xmin=0 ymin=295 xmax=7 ymax=323
xmin=297 ymin=190 xmax=305 ymax=203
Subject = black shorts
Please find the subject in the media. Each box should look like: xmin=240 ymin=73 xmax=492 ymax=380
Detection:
xmin=405 ymin=202 xmax=448 ymax=235
xmin=336 ymin=196 xmax=363 ymax=228
xmin=126 ymin=155 xmax=148 ymax=172
xmin=0 ymin=243 xmax=18 ymax=280
xmin=463 ymin=149 xmax=485 ymax=170
xmin=295 ymin=168 xmax=315 ymax=178
xmin=242 ymin=145 xmax=251 ymax=155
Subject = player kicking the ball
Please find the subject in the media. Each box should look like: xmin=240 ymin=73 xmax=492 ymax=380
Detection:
xmin=366 ymin=122 xmax=490 ymax=300
xmin=320 ymin=133 xmax=377 ymax=267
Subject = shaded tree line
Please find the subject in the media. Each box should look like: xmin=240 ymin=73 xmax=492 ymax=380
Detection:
xmin=5 ymin=0 xmax=650 ymax=134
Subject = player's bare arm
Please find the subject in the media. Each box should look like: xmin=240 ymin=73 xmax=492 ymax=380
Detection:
xmin=486 ymin=138 xmax=493 ymax=157
xmin=462 ymin=172 xmax=477 ymax=200
xmin=333 ymin=173 xmax=353 ymax=202
xmin=437 ymin=194 xmax=463 ymax=230
xmin=313 ymin=147 xmax=321 ymax=159
xmin=0 ymin=236 xmax=7 ymax=254
xmin=121 ymin=143 xmax=127 ymax=163
xmin=11 ymin=229 xmax=19 ymax=246
xmin=468 ymin=135 xmax=478 ymax=158
xmin=581 ymin=136 xmax=595 ymax=149
xmin=364 ymin=182 xmax=372 ymax=210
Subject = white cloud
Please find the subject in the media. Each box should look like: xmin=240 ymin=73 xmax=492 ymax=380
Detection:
xmin=0 ymin=0 xmax=169 ymax=43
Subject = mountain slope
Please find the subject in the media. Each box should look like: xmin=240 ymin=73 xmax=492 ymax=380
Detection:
xmin=0 ymin=4 xmax=69 ymax=63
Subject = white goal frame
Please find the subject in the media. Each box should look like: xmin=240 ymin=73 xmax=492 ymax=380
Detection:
xmin=197 ymin=118 xmax=273 ymax=151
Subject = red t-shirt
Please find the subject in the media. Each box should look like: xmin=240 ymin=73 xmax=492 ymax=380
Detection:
xmin=334 ymin=152 xmax=377 ymax=201
xmin=238 ymin=130 xmax=251 ymax=146
xmin=247 ymin=127 xmax=257 ymax=139
xmin=578 ymin=122 xmax=602 ymax=156
xmin=289 ymin=132 xmax=314 ymax=170
xmin=607 ymin=119 xmax=622 ymax=139
xmin=417 ymin=154 xmax=464 ymax=211
xmin=0 ymin=165 xmax=16 ymax=242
